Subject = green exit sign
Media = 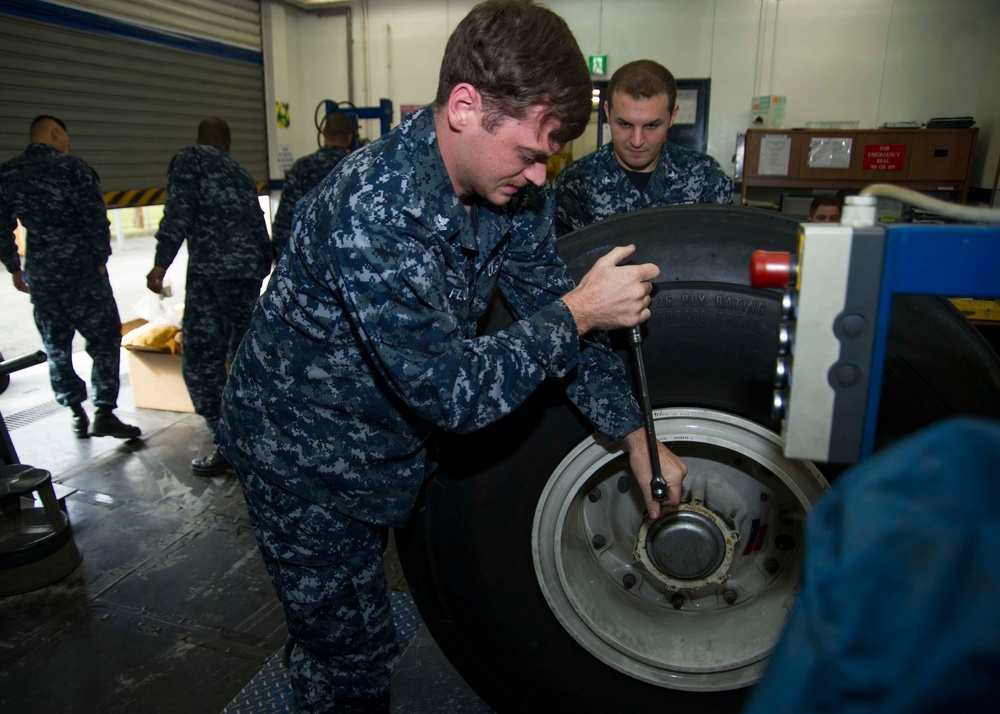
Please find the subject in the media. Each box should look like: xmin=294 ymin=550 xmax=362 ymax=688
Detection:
xmin=588 ymin=54 xmax=608 ymax=76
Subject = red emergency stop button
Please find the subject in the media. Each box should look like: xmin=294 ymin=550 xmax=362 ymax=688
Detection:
xmin=750 ymin=250 xmax=794 ymax=289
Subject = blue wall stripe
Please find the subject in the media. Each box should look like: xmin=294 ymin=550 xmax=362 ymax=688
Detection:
xmin=0 ymin=0 xmax=263 ymax=65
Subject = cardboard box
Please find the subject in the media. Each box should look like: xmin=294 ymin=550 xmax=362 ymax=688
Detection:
xmin=122 ymin=319 xmax=194 ymax=413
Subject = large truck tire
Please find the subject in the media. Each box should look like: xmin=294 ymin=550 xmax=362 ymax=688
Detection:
xmin=397 ymin=206 xmax=1000 ymax=713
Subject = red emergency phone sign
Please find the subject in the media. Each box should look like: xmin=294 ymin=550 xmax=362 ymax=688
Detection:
xmin=862 ymin=144 xmax=906 ymax=171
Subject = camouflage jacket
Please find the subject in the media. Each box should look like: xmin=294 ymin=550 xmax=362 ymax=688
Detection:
xmin=271 ymin=145 xmax=349 ymax=263
xmin=216 ymin=106 xmax=643 ymax=526
xmin=154 ymin=145 xmax=271 ymax=281
xmin=554 ymin=141 xmax=733 ymax=235
xmin=0 ymin=143 xmax=111 ymax=287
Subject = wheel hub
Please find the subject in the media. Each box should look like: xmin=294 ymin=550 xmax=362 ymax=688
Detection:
xmin=635 ymin=500 xmax=739 ymax=589
xmin=646 ymin=509 xmax=725 ymax=580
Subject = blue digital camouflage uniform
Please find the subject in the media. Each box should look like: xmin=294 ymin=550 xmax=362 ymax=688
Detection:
xmin=271 ymin=145 xmax=349 ymax=263
xmin=154 ymin=145 xmax=271 ymax=430
xmin=554 ymin=141 xmax=734 ymax=234
xmin=216 ymin=105 xmax=643 ymax=712
xmin=743 ymin=417 xmax=1000 ymax=714
xmin=0 ymin=143 xmax=124 ymax=409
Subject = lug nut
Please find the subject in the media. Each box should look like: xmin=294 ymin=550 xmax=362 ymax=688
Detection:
xmin=723 ymin=589 xmax=738 ymax=606
xmin=764 ymin=558 xmax=779 ymax=574
xmin=622 ymin=573 xmax=637 ymax=590
xmin=592 ymin=534 xmax=606 ymax=550
xmin=617 ymin=475 xmax=631 ymax=493
xmin=588 ymin=488 xmax=602 ymax=503
xmin=670 ymin=593 xmax=685 ymax=610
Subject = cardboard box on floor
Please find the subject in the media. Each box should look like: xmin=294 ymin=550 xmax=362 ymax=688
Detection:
xmin=121 ymin=319 xmax=194 ymax=413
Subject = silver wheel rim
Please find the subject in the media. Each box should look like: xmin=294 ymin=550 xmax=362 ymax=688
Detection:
xmin=532 ymin=408 xmax=828 ymax=691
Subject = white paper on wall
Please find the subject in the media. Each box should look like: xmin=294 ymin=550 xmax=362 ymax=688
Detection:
xmin=675 ymin=89 xmax=698 ymax=125
xmin=758 ymin=134 xmax=792 ymax=176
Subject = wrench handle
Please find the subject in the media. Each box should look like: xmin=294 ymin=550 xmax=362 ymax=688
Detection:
xmin=628 ymin=327 xmax=667 ymax=500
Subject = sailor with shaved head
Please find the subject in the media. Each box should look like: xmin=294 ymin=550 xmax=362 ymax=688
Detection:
xmin=0 ymin=114 xmax=141 ymax=440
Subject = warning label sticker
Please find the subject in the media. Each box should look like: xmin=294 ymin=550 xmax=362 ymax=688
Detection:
xmin=863 ymin=143 xmax=906 ymax=171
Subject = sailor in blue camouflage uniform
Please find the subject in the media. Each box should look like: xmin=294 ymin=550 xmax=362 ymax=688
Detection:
xmin=217 ymin=2 xmax=687 ymax=711
xmin=0 ymin=115 xmax=141 ymax=440
xmin=554 ymin=59 xmax=733 ymax=235
xmin=271 ymin=111 xmax=353 ymax=264
xmin=146 ymin=117 xmax=271 ymax=476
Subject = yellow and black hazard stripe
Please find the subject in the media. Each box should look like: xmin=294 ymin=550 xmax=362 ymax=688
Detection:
xmin=950 ymin=298 xmax=1000 ymax=323
xmin=105 ymin=182 xmax=271 ymax=208
xmin=104 ymin=188 xmax=166 ymax=208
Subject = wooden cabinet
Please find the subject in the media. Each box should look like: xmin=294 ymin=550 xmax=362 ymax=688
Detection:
xmin=908 ymin=131 xmax=976 ymax=181
xmin=741 ymin=127 xmax=978 ymax=206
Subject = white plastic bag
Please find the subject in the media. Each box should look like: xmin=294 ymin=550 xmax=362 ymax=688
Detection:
xmin=134 ymin=294 xmax=183 ymax=328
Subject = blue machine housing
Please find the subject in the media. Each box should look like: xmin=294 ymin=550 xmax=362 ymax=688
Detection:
xmin=778 ymin=222 xmax=1000 ymax=463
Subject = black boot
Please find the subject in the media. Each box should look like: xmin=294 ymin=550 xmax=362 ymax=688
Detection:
xmin=70 ymin=404 xmax=90 ymax=439
xmin=191 ymin=446 xmax=230 ymax=477
xmin=90 ymin=408 xmax=142 ymax=439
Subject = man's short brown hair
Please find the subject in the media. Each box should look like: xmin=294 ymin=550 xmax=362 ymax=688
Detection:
xmin=435 ymin=0 xmax=592 ymax=145
xmin=607 ymin=60 xmax=677 ymax=111
xmin=198 ymin=117 xmax=231 ymax=150
xmin=809 ymin=194 xmax=842 ymax=216
xmin=322 ymin=111 xmax=355 ymax=141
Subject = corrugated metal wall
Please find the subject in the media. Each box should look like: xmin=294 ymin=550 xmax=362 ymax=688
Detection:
xmin=0 ymin=0 xmax=267 ymax=203
xmin=56 ymin=0 xmax=263 ymax=51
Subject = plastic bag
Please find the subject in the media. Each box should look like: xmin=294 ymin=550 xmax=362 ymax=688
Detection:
xmin=134 ymin=294 xmax=183 ymax=328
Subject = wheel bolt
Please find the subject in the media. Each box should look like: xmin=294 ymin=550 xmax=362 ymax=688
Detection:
xmin=670 ymin=593 xmax=684 ymax=610
xmin=617 ymin=475 xmax=631 ymax=493
xmin=622 ymin=573 xmax=637 ymax=590
xmin=588 ymin=488 xmax=602 ymax=503
xmin=764 ymin=558 xmax=779 ymax=574
xmin=592 ymin=534 xmax=606 ymax=550
xmin=760 ymin=492 xmax=769 ymax=501
xmin=723 ymin=589 xmax=738 ymax=606
xmin=775 ymin=534 xmax=795 ymax=551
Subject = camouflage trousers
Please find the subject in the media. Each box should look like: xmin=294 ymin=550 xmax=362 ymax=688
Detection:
xmin=181 ymin=274 xmax=260 ymax=430
xmin=30 ymin=273 xmax=122 ymax=409
xmin=238 ymin=466 xmax=399 ymax=713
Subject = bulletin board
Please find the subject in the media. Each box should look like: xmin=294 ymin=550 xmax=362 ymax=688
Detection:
xmin=597 ymin=78 xmax=711 ymax=154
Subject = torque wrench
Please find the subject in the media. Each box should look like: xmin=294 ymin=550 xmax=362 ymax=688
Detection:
xmin=628 ymin=326 xmax=668 ymax=501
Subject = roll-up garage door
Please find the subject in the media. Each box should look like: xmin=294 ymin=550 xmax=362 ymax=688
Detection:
xmin=0 ymin=0 xmax=267 ymax=206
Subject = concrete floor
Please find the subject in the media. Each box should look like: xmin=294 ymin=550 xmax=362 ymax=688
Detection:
xmin=0 ymin=358 xmax=288 ymax=713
